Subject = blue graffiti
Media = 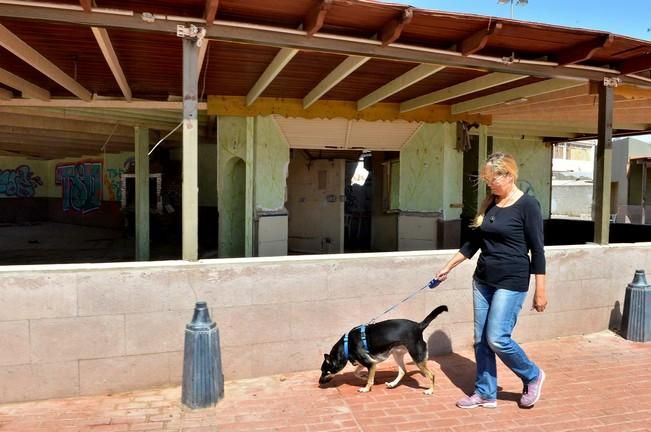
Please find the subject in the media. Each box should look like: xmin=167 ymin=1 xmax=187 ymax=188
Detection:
xmin=0 ymin=165 xmax=43 ymax=198
xmin=56 ymin=161 xmax=102 ymax=214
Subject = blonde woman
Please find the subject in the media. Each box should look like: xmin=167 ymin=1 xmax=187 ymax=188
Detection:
xmin=436 ymin=152 xmax=548 ymax=409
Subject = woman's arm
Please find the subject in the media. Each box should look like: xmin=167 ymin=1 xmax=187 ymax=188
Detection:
xmin=436 ymin=251 xmax=468 ymax=281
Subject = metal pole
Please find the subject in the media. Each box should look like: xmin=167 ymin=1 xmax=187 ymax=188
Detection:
xmin=182 ymin=37 xmax=199 ymax=261
xmin=642 ymin=160 xmax=647 ymax=225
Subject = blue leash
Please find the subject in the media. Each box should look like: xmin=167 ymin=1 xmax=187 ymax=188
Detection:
xmin=367 ymin=278 xmax=441 ymax=324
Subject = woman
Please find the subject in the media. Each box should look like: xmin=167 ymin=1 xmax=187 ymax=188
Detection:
xmin=436 ymin=152 xmax=548 ymax=409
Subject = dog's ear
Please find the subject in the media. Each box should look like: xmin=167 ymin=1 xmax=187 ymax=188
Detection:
xmin=323 ymin=353 xmax=330 ymax=362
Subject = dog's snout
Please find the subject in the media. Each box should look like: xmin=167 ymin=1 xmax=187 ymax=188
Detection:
xmin=319 ymin=373 xmax=333 ymax=385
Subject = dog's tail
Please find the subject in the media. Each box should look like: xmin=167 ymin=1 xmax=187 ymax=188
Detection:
xmin=418 ymin=305 xmax=448 ymax=331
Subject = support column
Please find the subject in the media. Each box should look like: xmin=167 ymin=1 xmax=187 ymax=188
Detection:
xmin=478 ymin=124 xmax=488 ymax=205
xmin=593 ymin=79 xmax=614 ymax=244
xmin=135 ymin=126 xmax=150 ymax=261
xmin=182 ymin=37 xmax=199 ymax=261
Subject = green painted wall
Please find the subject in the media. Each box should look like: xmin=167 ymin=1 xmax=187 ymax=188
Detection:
xmin=492 ymin=136 xmax=552 ymax=217
xmin=254 ymin=116 xmax=289 ymax=211
xmin=399 ymin=122 xmax=461 ymax=218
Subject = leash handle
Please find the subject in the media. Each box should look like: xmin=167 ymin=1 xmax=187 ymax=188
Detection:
xmin=427 ymin=278 xmax=441 ymax=289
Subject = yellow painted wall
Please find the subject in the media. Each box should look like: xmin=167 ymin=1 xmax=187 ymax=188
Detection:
xmin=0 ymin=156 xmax=48 ymax=198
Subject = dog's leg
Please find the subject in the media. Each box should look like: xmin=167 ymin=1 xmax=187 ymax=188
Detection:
xmin=358 ymin=364 xmax=377 ymax=393
xmin=353 ymin=364 xmax=368 ymax=381
xmin=386 ymin=349 xmax=407 ymax=389
xmin=416 ymin=361 xmax=435 ymax=395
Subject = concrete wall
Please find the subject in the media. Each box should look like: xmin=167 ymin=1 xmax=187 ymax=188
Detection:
xmin=1 ymin=243 xmax=648 ymax=403
xmin=551 ymin=182 xmax=593 ymax=218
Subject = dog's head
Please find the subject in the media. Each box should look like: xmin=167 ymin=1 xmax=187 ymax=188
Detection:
xmin=319 ymin=352 xmax=346 ymax=385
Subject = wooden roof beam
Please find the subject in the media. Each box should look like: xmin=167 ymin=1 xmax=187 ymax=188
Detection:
xmin=0 ymin=88 xmax=12 ymax=100
xmin=459 ymin=22 xmax=503 ymax=56
xmin=91 ymin=27 xmax=132 ymax=101
xmin=357 ymin=63 xmax=444 ymax=111
xmin=554 ymin=34 xmax=614 ymax=65
xmin=400 ymin=72 xmax=527 ymax=112
xmin=304 ymin=0 xmax=333 ymax=37
xmin=304 ymin=56 xmax=370 ymax=109
xmin=380 ymin=7 xmax=413 ymax=46
xmin=79 ymin=0 xmax=91 ymax=12
xmin=204 ymin=0 xmax=219 ymax=23
xmin=0 ymin=24 xmax=92 ymax=101
xmin=451 ymin=78 xmax=585 ymax=114
xmin=246 ymin=47 xmax=298 ymax=106
xmin=0 ymin=67 xmax=50 ymax=100
xmin=618 ymin=53 xmax=651 ymax=75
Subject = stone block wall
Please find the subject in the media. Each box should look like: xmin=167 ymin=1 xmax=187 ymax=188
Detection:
xmin=0 ymin=243 xmax=649 ymax=403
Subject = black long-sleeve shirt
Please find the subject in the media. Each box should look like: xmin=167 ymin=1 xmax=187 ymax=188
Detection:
xmin=459 ymin=193 xmax=546 ymax=291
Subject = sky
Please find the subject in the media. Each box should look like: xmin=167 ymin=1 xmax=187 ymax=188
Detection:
xmin=388 ymin=0 xmax=651 ymax=42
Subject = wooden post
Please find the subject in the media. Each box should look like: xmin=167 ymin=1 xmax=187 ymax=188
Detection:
xmin=593 ymin=80 xmax=614 ymax=244
xmin=182 ymin=37 xmax=199 ymax=261
xmin=135 ymin=126 xmax=150 ymax=261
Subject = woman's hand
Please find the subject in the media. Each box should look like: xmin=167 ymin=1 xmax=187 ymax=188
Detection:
xmin=532 ymin=274 xmax=547 ymax=312
xmin=435 ymin=267 xmax=450 ymax=282
xmin=532 ymin=290 xmax=547 ymax=312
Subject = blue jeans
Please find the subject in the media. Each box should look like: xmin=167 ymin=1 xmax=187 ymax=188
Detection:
xmin=472 ymin=279 xmax=539 ymax=400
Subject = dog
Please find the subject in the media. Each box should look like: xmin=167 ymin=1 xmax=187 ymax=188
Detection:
xmin=319 ymin=305 xmax=448 ymax=394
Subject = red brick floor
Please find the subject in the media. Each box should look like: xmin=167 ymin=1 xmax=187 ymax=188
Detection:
xmin=1 ymin=331 xmax=650 ymax=432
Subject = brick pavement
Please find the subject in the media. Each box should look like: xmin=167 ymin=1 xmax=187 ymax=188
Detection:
xmin=0 ymin=331 xmax=650 ymax=432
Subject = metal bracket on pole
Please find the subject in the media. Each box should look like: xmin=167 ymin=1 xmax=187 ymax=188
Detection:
xmin=176 ymin=24 xmax=206 ymax=47
xmin=603 ymin=76 xmax=621 ymax=88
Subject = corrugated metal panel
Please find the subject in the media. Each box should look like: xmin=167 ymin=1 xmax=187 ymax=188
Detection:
xmin=272 ymin=116 xmax=421 ymax=151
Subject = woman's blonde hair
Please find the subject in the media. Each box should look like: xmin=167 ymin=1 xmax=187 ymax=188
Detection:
xmin=470 ymin=152 xmax=519 ymax=228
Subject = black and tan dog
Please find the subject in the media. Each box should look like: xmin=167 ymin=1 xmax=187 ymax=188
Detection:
xmin=319 ymin=305 xmax=448 ymax=394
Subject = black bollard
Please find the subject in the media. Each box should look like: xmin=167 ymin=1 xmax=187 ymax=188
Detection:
xmin=181 ymin=301 xmax=224 ymax=408
xmin=620 ymin=270 xmax=651 ymax=342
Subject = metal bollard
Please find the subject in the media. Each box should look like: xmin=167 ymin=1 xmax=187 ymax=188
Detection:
xmin=620 ymin=270 xmax=651 ymax=342
xmin=181 ymin=301 xmax=224 ymax=408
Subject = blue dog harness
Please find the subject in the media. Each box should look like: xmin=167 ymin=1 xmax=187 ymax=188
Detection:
xmin=343 ymin=325 xmax=369 ymax=360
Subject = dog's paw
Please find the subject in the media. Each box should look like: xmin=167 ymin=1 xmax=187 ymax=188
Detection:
xmin=385 ymin=381 xmax=398 ymax=389
xmin=358 ymin=387 xmax=372 ymax=393
xmin=423 ymin=388 xmax=434 ymax=396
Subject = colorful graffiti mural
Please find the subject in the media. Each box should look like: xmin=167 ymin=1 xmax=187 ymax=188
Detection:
xmin=56 ymin=161 xmax=102 ymax=213
xmin=104 ymin=156 xmax=134 ymax=201
xmin=0 ymin=165 xmax=43 ymax=198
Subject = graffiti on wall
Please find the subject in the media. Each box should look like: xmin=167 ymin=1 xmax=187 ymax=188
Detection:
xmin=55 ymin=161 xmax=102 ymax=213
xmin=104 ymin=157 xmax=135 ymax=202
xmin=0 ymin=165 xmax=43 ymax=198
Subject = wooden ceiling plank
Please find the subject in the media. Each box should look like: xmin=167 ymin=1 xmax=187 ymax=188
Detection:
xmin=451 ymin=78 xmax=585 ymax=114
xmin=1 ymin=4 xmax=650 ymax=87
xmin=303 ymin=55 xmax=370 ymax=109
xmin=304 ymin=0 xmax=333 ymax=37
xmin=246 ymin=47 xmax=298 ymax=106
xmin=0 ymin=111 xmax=134 ymax=136
xmin=0 ymin=67 xmax=50 ymax=100
xmin=400 ymin=72 xmax=528 ymax=112
xmin=554 ymin=34 xmax=614 ymax=65
xmin=380 ymin=7 xmax=413 ymax=46
xmin=0 ymin=24 xmax=92 ymax=101
xmin=91 ymin=27 xmax=132 ymax=101
xmin=357 ymin=63 xmax=445 ymax=111
xmin=485 ymin=83 xmax=590 ymax=114
xmin=459 ymin=22 xmax=503 ymax=56
xmin=204 ymin=0 xmax=219 ymax=23
xmin=619 ymin=53 xmax=651 ymax=75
